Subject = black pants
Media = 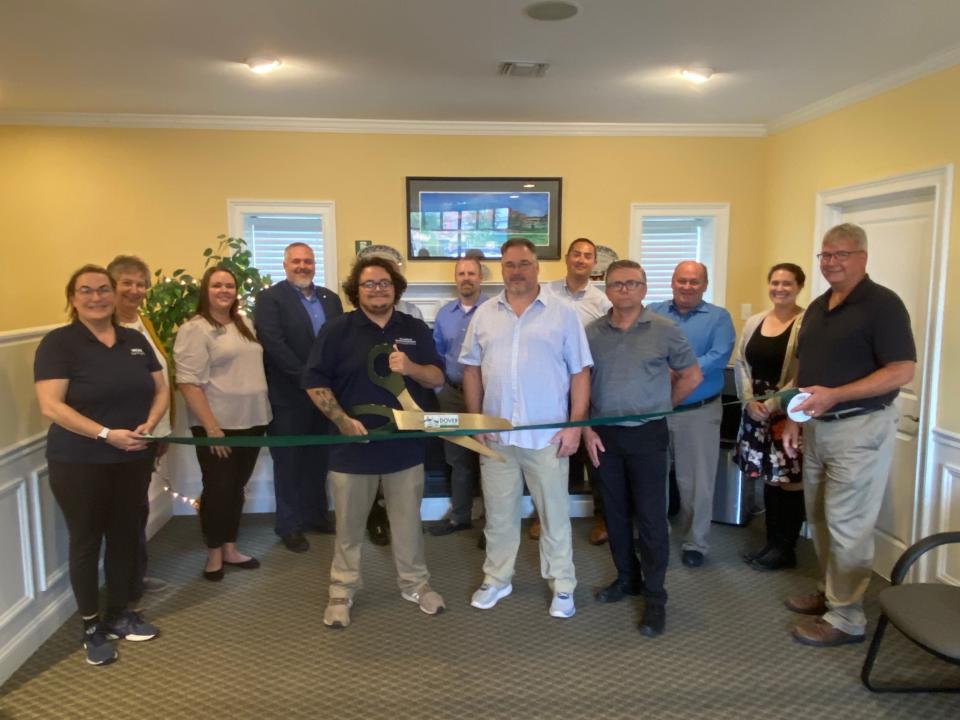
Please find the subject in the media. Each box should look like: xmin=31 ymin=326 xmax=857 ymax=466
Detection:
xmin=596 ymin=421 xmax=670 ymax=606
xmin=268 ymin=405 xmax=330 ymax=537
xmin=191 ymin=426 xmax=267 ymax=548
xmin=764 ymin=483 xmax=805 ymax=552
xmin=48 ymin=456 xmax=154 ymax=618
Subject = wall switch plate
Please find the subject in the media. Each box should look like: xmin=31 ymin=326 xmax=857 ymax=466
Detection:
xmin=741 ymin=303 xmax=752 ymax=320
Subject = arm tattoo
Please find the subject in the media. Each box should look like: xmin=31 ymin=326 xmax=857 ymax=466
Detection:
xmin=310 ymin=388 xmax=348 ymax=425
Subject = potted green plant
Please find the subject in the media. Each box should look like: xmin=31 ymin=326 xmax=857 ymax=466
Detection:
xmin=143 ymin=235 xmax=270 ymax=355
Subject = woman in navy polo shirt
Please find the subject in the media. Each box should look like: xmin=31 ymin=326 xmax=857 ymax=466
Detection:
xmin=174 ymin=266 xmax=271 ymax=582
xmin=34 ymin=264 xmax=169 ymax=667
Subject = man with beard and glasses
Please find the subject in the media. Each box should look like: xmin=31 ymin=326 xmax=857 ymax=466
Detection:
xmin=429 ymin=254 xmax=488 ymax=538
xmin=255 ymin=242 xmax=343 ymax=553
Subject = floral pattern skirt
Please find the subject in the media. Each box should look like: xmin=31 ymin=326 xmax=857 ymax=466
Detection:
xmin=734 ymin=378 xmax=802 ymax=484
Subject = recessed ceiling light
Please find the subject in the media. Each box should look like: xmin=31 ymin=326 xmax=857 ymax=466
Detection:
xmin=246 ymin=57 xmax=282 ymax=75
xmin=525 ymin=1 xmax=580 ymax=21
xmin=680 ymin=67 xmax=714 ymax=84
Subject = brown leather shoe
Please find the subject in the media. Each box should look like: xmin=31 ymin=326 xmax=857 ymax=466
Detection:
xmin=784 ymin=591 xmax=827 ymax=615
xmin=589 ymin=518 xmax=608 ymax=545
xmin=528 ymin=518 xmax=541 ymax=540
xmin=792 ymin=617 xmax=864 ymax=647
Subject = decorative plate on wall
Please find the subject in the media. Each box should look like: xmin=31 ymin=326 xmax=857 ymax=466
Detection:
xmin=592 ymin=245 xmax=619 ymax=279
xmin=358 ymin=244 xmax=403 ymax=267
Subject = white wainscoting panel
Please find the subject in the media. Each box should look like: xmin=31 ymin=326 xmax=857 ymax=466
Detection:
xmin=28 ymin=466 xmax=69 ymax=593
xmin=926 ymin=427 xmax=960 ymax=584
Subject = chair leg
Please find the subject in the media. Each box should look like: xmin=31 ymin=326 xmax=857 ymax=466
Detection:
xmin=862 ymin=613 xmax=960 ymax=693
xmin=861 ymin=614 xmax=889 ymax=692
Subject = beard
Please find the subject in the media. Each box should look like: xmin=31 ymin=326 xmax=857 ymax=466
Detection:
xmin=290 ymin=275 xmax=313 ymax=290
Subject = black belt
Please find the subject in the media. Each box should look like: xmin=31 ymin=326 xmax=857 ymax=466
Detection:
xmin=446 ymin=380 xmax=463 ymax=392
xmin=678 ymin=394 xmax=721 ymax=410
xmin=815 ymin=404 xmax=888 ymax=423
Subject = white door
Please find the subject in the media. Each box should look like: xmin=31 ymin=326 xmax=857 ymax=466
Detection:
xmin=818 ymin=192 xmax=934 ymax=579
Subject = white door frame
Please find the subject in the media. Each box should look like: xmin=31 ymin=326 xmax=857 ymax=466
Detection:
xmin=813 ymin=165 xmax=953 ymax=581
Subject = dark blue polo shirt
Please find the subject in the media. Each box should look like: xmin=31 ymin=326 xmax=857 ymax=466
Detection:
xmin=302 ymin=309 xmax=442 ymax=474
xmin=797 ymin=276 xmax=916 ymax=413
xmin=34 ymin=322 xmax=161 ymax=464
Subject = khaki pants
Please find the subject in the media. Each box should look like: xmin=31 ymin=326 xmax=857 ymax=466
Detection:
xmin=327 ymin=464 xmax=429 ymax=600
xmin=666 ymin=399 xmax=722 ymax=554
xmin=803 ymin=405 xmax=898 ymax=635
xmin=480 ymin=444 xmax=576 ymax=594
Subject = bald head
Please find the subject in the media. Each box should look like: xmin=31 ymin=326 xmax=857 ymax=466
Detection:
xmin=671 ymin=260 xmax=708 ymax=312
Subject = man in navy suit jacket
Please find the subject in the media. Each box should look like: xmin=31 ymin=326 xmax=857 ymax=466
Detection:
xmin=255 ymin=243 xmax=344 ymax=552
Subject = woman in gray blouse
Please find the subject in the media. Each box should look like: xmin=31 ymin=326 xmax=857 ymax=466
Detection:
xmin=174 ymin=266 xmax=272 ymax=581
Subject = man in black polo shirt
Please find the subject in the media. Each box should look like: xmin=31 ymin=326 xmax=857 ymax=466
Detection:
xmin=783 ymin=223 xmax=915 ymax=647
xmin=303 ymin=256 xmax=446 ymax=629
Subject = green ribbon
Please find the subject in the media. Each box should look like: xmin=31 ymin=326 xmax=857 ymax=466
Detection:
xmin=150 ymin=389 xmax=799 ymax=448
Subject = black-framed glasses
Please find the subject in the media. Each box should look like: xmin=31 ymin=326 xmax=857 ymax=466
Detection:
xmin=817 ymin=250 xmax=864 ymax=262
xmin=606 ymin=279 xmax=646 ymax=291
xmin=75 ymin=286 xmax=114 ymax=297
xmin=359 ymin=279 xmax=394 ymax=291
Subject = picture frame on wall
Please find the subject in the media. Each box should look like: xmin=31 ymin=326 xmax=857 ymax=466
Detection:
xmin=406 ymin=177 xmax=562 ymax=260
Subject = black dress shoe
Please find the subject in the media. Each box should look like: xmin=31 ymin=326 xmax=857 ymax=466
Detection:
xmin=203 ymin=567 xmax=224 ymax=582
xmin=223 ymin=557 xmax=261 ymax=570
xmin=741 ymin=543 xmax=772 ymax=563
xmin=282 ymin=532 xmax=310 ymax=553
xmin=638 ymin=604 xmax=666 ymax=637
xmin=681 ymin=550 xmax=704 ymax=568
xmin=750 ymin=547 xmax=797 ymax=571
xmin=429 ymin=520 xmax=473 ymax=537
xmin=594 ymin=579 xmax=644 ymax=603
xmin=368 ymin=524 xmax=390 ymax=546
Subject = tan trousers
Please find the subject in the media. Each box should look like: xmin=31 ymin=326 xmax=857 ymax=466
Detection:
xmin=666 ymin=399 xmax=722 ymax=554
xmin=480 ymin=444 xmax=576 ymax=594
xmin=327 ymin=464 xmax=429 ymax=600
xmin=803 ymin=405 xmax=898 ymax=635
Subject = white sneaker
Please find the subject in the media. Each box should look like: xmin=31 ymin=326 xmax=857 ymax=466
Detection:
xmin=470 ymin=583 xmax=512 ymax=610
xmin=549 ymin=592 xmax=576 ymax=618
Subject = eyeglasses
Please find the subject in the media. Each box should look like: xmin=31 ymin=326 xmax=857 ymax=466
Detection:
xmin=817 ymin=250 xmax=864 ymax=262
xmin=606 ymin=279 xmax=646 ymax=291
xmin=75 ymin=286 xmax=114 ymax=297
xmin=502 ymin=261 xmax=536 ymax=271
xmin=359 ymin=279 xmax=394 ymax=291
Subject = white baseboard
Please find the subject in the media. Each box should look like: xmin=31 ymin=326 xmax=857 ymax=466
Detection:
xmin=0 ymin=585 xmax=76 ymax=687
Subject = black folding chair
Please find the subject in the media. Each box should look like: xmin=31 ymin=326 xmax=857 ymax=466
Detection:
xmin=861 ymin=531 xmax=960 ymax=692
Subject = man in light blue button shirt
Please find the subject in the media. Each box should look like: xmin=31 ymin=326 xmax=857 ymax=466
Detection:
xmin=429 ymin=255 xmax=488 ymax=536
xmin=460 ymin=238 xmax=592 ymax=619
xmin=648 ymin=260 xmax=735 ymax=568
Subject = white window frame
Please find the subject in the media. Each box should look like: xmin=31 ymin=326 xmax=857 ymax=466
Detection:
xmin=628 ymin=203 xmax=730 ymax=307
xmin=227 ymin=199 xmax=338 ymax=289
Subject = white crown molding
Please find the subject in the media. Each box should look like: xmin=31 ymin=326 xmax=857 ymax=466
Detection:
xmin=0 ymin=112 xmax=767 ymax=138
xmin=769 ymin=44 xmax=960 ymax=134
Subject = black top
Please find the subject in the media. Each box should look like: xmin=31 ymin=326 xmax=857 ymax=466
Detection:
xmin=745 ymin=320 xmax=794 ymax=385
xmin=254 ymin=280 xmax=344 ymax=409
xmin=302 ymin=309 xmax=442 ymax=474
xmin=797 ymin=276 xmax=916 ymax=413
xmin=34 ymin=322 xmax=161 ymax=464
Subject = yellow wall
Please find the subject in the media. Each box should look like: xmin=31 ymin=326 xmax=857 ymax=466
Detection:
xmin=0 ymin=128 xmax=766 ymax=331
xmin=764 ymin=64 xmax=960 ymax=430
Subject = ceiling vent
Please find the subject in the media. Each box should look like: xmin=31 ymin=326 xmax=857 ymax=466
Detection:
xmin=498 ymin=61 xmax=550 ymax=78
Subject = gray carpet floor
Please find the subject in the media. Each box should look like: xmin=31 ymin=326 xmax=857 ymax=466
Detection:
xmin=1 ymin=513 xmax=957 ymax=720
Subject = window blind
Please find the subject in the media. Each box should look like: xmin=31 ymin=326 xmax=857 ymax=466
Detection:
xmin=244 ymin=214 xmax=324 ymax=284
xmin=639 ymin=217 xmax=705 ymax=302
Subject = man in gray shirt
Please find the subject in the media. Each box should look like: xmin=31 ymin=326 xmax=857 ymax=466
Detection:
xmin=583 ymin=260 xmax=702 ymax=637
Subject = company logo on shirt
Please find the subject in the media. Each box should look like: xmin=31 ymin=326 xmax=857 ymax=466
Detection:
xmin=130 ymin=348 xmax=145 ymax=356
xmin=395 ymin=337 xmax=417 ymax=347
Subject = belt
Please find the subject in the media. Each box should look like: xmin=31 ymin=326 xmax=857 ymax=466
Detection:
xmin=815 ymin=404 xmax=888 ymax=423
xmin=678 ymin=394 xmax=721 ymax=410
xmin=446 ymin=380 xmax=463 ymax=392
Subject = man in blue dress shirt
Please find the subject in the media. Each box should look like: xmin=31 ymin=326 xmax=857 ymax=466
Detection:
xmin=255 ymin=243 xmax=343 ymax=553
xmin=429 ymin=255 xmax=488 ymax=536
xmin=648 ymin=261 xmax=735 ymax=568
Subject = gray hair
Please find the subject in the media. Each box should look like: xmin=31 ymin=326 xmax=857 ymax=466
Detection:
xmin=284 ymin=242 xmax=314 ymax=258
xmin=823 ymin=223 xmax=868 ymax=251
xmin=605 ymin=259 xmax=646 ymax=284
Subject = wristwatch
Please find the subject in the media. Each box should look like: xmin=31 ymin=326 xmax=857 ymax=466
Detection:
xmin=96 ymin=427 xmax=111 ymax=441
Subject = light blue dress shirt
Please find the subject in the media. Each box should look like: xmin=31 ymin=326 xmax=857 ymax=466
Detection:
xmin=432 ymin=294 xmax=487 ymax=385
xmin=647 ymin=299 xmax=735 ymax=404
xmin=459 ymin=289 xmax=593 ymax=449
xmin=297 ymin=289 xmax=327 ymax=336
